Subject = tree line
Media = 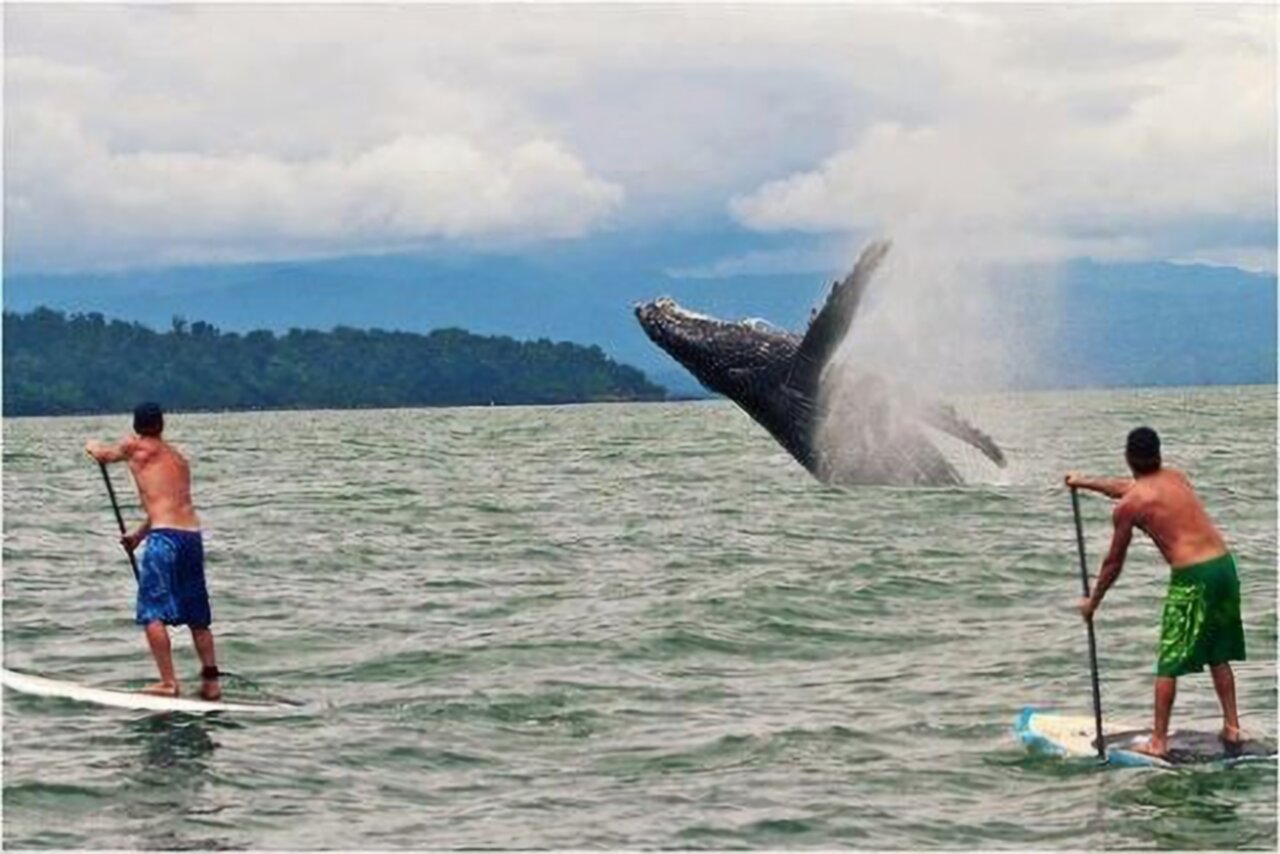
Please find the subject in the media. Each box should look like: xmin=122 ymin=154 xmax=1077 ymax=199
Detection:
xmin=3 ymin=308 xmax=667 ymax=416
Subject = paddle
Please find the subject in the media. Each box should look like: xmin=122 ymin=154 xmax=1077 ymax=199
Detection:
xmin=1070 ymin=486 xmax=1106 ymax=761
xmin=98 ymin=461 xmax=140 ymax=582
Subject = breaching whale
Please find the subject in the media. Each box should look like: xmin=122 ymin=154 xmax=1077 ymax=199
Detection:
xmin=634 ymin=241 xmax=1007 ymax=486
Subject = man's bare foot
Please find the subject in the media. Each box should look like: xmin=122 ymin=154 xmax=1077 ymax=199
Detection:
xmin=140 ymin=682 xmax=179 ymax=697
xmin=1221 ymin=725 xmax=1244 ymax=756
xmin=199 ymin=680 xmax=222 ymax=702
xmin=1131 ymin=738 xmax=1169 ymax=759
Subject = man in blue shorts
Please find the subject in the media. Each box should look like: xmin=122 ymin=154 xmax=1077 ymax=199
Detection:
xmin=86 ymin=402 xmax=221 ymax=700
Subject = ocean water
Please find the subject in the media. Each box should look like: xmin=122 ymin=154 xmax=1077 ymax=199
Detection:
xmin=3 ymin=386 xmax=1276 ymax=849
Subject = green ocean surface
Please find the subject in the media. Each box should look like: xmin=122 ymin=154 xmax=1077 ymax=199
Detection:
xmin=4 ymin=386 xmax=1276 ymax=849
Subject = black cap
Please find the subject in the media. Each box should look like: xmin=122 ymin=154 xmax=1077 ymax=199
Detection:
xmin=133 ymin=402 xmax=164 ymax=436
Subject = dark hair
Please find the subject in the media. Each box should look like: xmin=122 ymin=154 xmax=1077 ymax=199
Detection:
xmin=1125 ymin=426 xmax=1160 ymax=474
xmin=133 ymin=402 xmax=164 ymax=437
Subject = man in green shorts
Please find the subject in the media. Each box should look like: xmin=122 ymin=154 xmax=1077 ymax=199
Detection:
xmin=1066 ymin=426 xmax=1246 ymax=758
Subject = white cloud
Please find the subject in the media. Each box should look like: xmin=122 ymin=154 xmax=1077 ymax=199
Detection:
xmin=5 ymin=105 xmax=623 ymax=269
xmin=730 ymin=6 xmax=1276 ymax=268
xmin=4 ymin=7 xmax=625 ymax=270
xmin=3 ymin=4 xmax=1275 ymax=272
xmin=1170 ymin=247 xmax=1278 ymax=275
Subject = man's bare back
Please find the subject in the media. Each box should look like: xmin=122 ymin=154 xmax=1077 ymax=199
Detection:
xmin=1116 ymin=468 xmax=1227 ymax=570
xmin=122 ymin=435 xmax=201 ymax=532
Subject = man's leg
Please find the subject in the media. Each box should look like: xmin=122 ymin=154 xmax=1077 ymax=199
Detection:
xmin=1210 ymin=663 xmax=1241 ymax=743
xmin=142 ymin=620 xmax=179 ymax=696
xmin=191 ymin=626 xmax=222 ymax=701
xmin=1139 ymin=676 xmax=1177 ymax=756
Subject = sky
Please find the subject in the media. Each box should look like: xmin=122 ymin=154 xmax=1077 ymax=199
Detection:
xmin=4 ymin=3 xmax=1277 ymax=276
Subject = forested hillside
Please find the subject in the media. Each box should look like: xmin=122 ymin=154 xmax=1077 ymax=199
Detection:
xmin=3 ymin=308 xmax=666 ymax=416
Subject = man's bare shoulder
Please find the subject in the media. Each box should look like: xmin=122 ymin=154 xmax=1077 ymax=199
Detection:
xmin=162 ymin=438 xmax=189 ymax=460
xmin=152 ymin=438 xmax=191 ymax=469
xmin=126 ymin=436 xmax=167 ymax=465
xmin=1121 ymin=469 xmax=1195 ymax=521
xmin=1149 ymin=467 xmax=1196 ymax=496
xmin=1116 ymin=483 xmax=1154 ymax=519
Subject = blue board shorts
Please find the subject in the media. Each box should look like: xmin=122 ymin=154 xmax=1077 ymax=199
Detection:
xmin=136 ymin=529 xmax=212 ymax=628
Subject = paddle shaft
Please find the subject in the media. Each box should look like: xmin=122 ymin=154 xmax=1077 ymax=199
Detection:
xmin=98 ymin=461 xmax=140 ymax=582
xmin=1071 ymin=487 xmax=1106 ymax=760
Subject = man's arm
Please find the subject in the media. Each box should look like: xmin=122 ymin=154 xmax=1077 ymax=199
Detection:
xmin=1065 ymin=472 xmax=1134 ymax=500
xmin=85 ymin=436 xmax=134 ymax=464
xmin=1079 ymin=502 xmax=1136 ymax=620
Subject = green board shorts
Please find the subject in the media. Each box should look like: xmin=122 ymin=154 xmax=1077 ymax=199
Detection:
xmin=1156 ymin=553 xmax=1246 ymax=678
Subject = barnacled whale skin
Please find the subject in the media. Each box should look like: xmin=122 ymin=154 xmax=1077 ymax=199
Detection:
xmin=634 ymin=241 xmax=1006 ymax=486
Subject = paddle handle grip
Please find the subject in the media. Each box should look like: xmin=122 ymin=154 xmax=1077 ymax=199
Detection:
xmin=98 ymin=461 xmax=140 ymax=582
xmin=1071 ymin=487 xmax=1106 ymax=761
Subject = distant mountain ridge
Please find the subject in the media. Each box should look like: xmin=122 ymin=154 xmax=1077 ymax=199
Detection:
xmin=4 ymin=230 xmax=1275 ymax=395
xmin=1045 ymin=258 xmax=1277 ymax=389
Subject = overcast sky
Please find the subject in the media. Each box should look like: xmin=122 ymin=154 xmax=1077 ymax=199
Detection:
xmin=5 ymin=4 xmax=1276 ymax=274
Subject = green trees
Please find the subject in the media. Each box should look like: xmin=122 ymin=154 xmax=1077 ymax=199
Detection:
xmin=3 ymin=309 xmax=666 ymax=416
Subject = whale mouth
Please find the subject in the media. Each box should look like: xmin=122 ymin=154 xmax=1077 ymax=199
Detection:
xmin=635 ymin=298 xmax=717 ymax=350
xmin=635 ymin=297 xmax=720 ymax=328
xmin=635 ymin=298 xmax=789 ymax=343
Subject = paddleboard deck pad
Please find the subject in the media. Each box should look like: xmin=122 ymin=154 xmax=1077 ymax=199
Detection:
xmin=2 ymin=667 xmax=297 ymax=714
xmin=1016 ymin=707 xmax=1276 ymax=768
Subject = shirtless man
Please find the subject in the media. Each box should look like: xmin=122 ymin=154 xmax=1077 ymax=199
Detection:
xmin=1066 ymin=426 xmax=1246 ymax=758
xmin=86 ymin=402 xmax=221 ymax=700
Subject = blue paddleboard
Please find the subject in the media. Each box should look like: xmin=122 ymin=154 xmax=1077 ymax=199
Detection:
xmin=1015 ymin=707 xmax=1276 ymax=768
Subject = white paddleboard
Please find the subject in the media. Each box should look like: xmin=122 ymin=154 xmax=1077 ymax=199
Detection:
xmin=2 ymin=667 xmax=296 ymax=714
xmin=1016 ymin=707 xmax=1276 ymax=768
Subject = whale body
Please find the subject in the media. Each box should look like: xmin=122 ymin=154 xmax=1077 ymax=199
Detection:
xmin=634 ymin=241 xmax=1006 ymax=485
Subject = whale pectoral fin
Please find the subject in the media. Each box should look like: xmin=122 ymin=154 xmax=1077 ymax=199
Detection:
xmin=919 ymin=401 xmax=1007 ymax=468
xmin=791 ymin=240 xmax=892 ymax=388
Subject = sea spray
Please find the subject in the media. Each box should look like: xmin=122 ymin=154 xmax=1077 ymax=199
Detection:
xmin=814 ymin=240 xmax=1062 ymax=484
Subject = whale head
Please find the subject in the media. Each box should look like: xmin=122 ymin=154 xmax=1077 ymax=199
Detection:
xmin=634 ymin=298 xmax=800 ymax=399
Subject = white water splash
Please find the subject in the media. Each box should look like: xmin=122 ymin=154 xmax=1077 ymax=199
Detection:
xmin=816 ymin=240 xmax=1063 ymax=483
